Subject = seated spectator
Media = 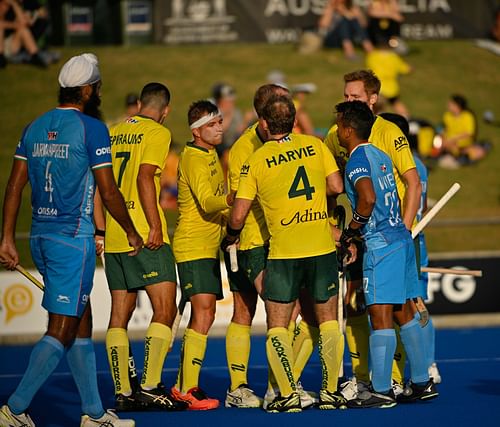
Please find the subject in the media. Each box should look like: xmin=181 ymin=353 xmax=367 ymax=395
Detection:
xmin=365 ymin=38 xmax=412 ymax=118
xmin=0 ymin=0 xmax=48 ymax=68
xmin=291 ymin=83 xmax=317 ymax=136
xmin=319 ymin=0 xmax=373 ymax=60
xmin=437 ymin=94 xmax=490 ymax=168
xmin=367 ymin=0 xmax=407 ymax=54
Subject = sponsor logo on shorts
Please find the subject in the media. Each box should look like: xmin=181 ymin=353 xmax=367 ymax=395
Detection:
xmin=81 ymin=294 xmax=89 ymax=304
xmin=184 ymin=283 xmax=193 ymax=290
xmin=57 ymin=294 xmax=70 ymax=303
xmin=143 ymin=271 xmax=159 ymax=279
xmin=328 ymin=283 xmax=336 ymax=290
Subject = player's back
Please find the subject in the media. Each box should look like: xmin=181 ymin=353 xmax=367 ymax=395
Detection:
xmin=239 ymin=133 xmax=336 ymax=259
xmin=18 ymin=107 xmax=110 ymax=237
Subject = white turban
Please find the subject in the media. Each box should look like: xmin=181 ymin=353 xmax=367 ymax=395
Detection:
xmin=58 ymin=53 xmax=101 ymax=88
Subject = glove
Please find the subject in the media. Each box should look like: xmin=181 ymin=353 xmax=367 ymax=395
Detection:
xmin=220 ymin=234 xmax=239 ymax=253
xmin=338 ymin=226 xmax=360 ymax=263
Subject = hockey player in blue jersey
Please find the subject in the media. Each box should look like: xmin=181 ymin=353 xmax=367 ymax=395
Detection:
xmin=0 ymin=53 xmax=142 ymax=427
xmin=334 ymin=101 xmax=438 ymax=409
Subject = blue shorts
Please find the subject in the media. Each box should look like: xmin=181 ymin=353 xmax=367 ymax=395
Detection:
xmin=363 ymin=237 xmax=419 ymax=306
xmin=30 ymin=234 xmax=95 ymax=317
xmin=417 ymin=234 xmax=429 ymax=299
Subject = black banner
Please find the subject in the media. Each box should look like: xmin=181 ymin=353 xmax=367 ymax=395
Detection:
xmin=426 ymin=253 xmax=500 ymax=315
xmin=157 ymin=0 xmax=499 ymax=45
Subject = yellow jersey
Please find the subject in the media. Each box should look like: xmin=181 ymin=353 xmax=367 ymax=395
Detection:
xmin=237 ymin=133 xmax=339 ymax=259
xmin=173 ymin=142 xmax=229 ymax=262
xmin=106 ymin=115 xmax=171 ymax=252
xmin=443 ymin=110 xmax=475 ymax=149
xmin=324 ymin=115 xmax=416 ymax=213
xmin=228 ymin=123 xmax=269 ymax=250
xmin=366 ymin=49 xmax=411 ymax=99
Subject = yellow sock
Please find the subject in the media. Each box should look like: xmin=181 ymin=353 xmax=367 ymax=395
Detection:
xmin=141 ymin=322 xmax=171 ymax=389
xmin=392 ymin=325 xmax=406 ymax=385
xmin=345 ymin=312 xmax=371 ymax=383
xmin=176 ymin=328 xmax=207 ymax=393
xmin=266 ymin=327 xmax=296 ymax=396
xmin=288 ymin=319 xmax=297 ymax=341
xmin=292 ymin=320 xmax=319 ymax=382
xmin=318 ymin=320 xmax=344 ymax=392
xmin=106 ymin=328 xmax=131 ymax=395
xmin=226 ymin=322 xmax=251 ymax=391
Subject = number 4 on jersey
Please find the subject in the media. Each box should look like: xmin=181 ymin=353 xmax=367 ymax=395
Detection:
xmin=288 ymin=166 xmax=315 ymax=200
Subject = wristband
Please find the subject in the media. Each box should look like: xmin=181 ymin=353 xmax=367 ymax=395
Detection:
xmin=352 ymin=209 xmax=370 ymax=225
xmin=226 ymin=224 xmax=243 ymax=237
xmin=94 ymin=229 xmax=105 ymax=237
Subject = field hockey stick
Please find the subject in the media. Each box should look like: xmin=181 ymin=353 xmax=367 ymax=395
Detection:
xmin=15 ymin=264 xmax=44 ymax=290
xmin=411 ymin=182 xmax=461 ymax=239
xmin=229 ymin=244 xmax=238 ymax=272
xmin=169 ymin=297 xmax=186 ymax=351
xmin=421 ymin=267 xmax=483 ymax=277
xmin=333 ymin=205 xmax=346 ymax=378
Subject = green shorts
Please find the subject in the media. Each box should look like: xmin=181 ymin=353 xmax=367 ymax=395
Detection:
xmin=104 ymin=244 xmax=177 ymax=291
xmin=177 ymin=258 xmax=223 ymax=302
xmin=224 ymin=246 xmax=268 ymax=293
xmin=345 ymin=240 xmax=364 ymax=282
xmin=264 ymin=251 xmax=339 ymax=303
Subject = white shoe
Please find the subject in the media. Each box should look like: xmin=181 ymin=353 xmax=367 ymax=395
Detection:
xmin=0 ymin=405 xmax=35 ymax=427
xmin=392 ymin=380 xmax=404 ymax=397
xmin=263 ymin=387 xmax=278 ymax=411
xmin=339 ymin=377 xmax=370 ymax=400
xmin=225 ymin=384 xmax=262 ymax=408
xmin=429 ymin=363 xmax=442 ymax=384
xmin=296 ymin=381 xmax=318 ymax=409
xmin=80 ymin=409 xmax=135 ymax=427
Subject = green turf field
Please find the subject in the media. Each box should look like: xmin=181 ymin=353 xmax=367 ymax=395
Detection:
xmin=1 ymin=41 xmax=499 ymax=265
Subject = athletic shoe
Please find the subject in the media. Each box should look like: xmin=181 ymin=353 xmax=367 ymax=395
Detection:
xmin=262 ymin=387 xmax=279 ymax=411
xmin=339 ymin=377 xmax=370 ymax=400
xmin=347 ymin=389 xmax=397 ymax=409
xmin=115 ymin=393 xmax=148 ymax=412
xmin=397 ymin=380 xmax=439 ymax=403
xmin=265 ymin=392 xmax=301 ymax=413
xmin=318 ymin=389 xmax=348 ymax=410
xmin=135 ymin=383 xmax=188 ymax=411
xmin=0 ymin=405 xmax=35 ymax=427
xmin=296 ymin=381 xmax=318 ymax=408
xmin=171 ymin=386 xmax=219 ymax=410
xmin=225 ymin=384 xmax=262 ymax=408
xmin=429 ymin=363 xmax=442 ymax=384
xmin=392 ymin=380 xmax=404 ymax=397
xmin=80 ymin=409 xmax=134 ymax=427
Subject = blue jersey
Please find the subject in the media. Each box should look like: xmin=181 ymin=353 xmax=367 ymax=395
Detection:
xmin=345 ymin=143 xmax=408 ymax=250
xmin=15 ymin=107 xmax=112 ymax=237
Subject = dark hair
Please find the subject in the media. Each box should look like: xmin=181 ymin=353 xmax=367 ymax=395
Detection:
xmin=125 ymin=93 xmax=139 ymax=106
xmin=450 ymin=94 xmax=468 ymax=111
xmin=253 ymin=84 xmax=290 ymax=118
xmin=379 ymin=112 xmax=409 ymax=138
xmin=58 ymin=86 xmax=83 ymax=105
xmin=188 ymin=100 xmax=219 ymax=126
xmin=335 ymin=100 xmax=375 ymax=140
xmin=140 ymin=82 xmax=171 ymax=111
xmin=262 ymin=94 xmax=296 ymax=135
xmin=344 ymin=69 xmax=381 ymax=96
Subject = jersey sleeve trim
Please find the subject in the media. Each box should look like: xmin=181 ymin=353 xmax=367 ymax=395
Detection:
xmin=91 ymin=162 xmax=112 ymax=170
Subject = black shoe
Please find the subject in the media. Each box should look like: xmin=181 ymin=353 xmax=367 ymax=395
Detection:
xmin=135 ymin=383 xmax=189 ymax=411
xmin=347 ymin=389 xmax=397 ymax=409
xmin=397 ymin=380 xmax=438 ymax=403
xmin=115 ymin=393 xmax=148 ymax=412
xmin=265 ymin=392 xmax=302 ymax=413
xmin=318 ymin=389 xmax=348 ymax=410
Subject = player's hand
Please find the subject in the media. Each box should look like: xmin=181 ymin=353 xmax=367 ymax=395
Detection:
xmin=344 ymin=242 xmax=357 ymax=265
xmin=95 ymin=237 xmax=104 ymax=256
xmin=0 ymin=241 xmax=19 ymax=270
xmin=339 ymin=226 xmax=360 ymax=264
xmin=220 ymin=234 xmax=239 ymax=253
xmin=127 ymin=231 xmax=144 ymax=256
xmin=145 ymin=227 xmax=163 ymax=250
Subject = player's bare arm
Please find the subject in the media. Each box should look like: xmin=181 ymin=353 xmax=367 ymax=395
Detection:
xmin=326 ymin=170 xmax=344 ymax=196
xmin=401 ymin=167 xmax=422 ymax=230
xmin=137 ymin=163 xmax=163 ymax=250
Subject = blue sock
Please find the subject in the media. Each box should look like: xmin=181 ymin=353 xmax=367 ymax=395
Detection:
xmin=420 ymin=315 xmax=436 ymax=367
xmin=8 ymin=335 xmax=64 ymax=414
xmin=369 ymin=329 xmax=396 ymax=393
xmin=400 ymin=318 xmax=429 ymax=384
xmin=66 ymin=338 xmax=105 ymax=419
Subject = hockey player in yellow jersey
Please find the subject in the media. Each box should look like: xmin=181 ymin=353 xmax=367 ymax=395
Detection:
xmin=171 ymin=100 xmax=234 ymax=410
xmin=222 ymin=95 xmax=346 ymax=413
xmin=103 ymin=82 xmax=187 ymax=412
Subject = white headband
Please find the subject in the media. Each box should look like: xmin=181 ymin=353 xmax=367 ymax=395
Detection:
xmin=189 ymin=111 xmax=222 ymax=130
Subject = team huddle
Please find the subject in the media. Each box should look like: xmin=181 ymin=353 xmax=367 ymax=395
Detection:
xmin=0 ymin=53 xmax=439 ymax=426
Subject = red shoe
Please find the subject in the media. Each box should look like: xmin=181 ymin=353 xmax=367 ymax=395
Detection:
xmin=171 ymin=386 xmax=219 ymax=410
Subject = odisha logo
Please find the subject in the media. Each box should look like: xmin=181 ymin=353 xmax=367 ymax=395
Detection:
xmin=280 ymin=208 xmax=327 ymax=226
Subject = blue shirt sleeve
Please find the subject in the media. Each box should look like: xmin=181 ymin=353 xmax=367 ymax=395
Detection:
xmin=83 ymin=116 xmax=112 ymax=169
xmin=345 ymin=146 xmax=372 ymax=187
xmin=14 ymin=124 xmax=31 ymax=160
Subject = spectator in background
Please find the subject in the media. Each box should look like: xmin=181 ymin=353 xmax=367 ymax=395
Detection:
xmin=437 ymin=94 xmax=490 ymax=168
xmin=0 ymin=0 xmax=49 ymax=68
xmin=367 ymin=0 xmax=407 ymax=55
xmin=365 ymin=38 xmax=412 ymax=118
xmin=124 ymin=93 xmax=139 ymax=117
xmin=318 ymin=0 xmax=373 ymax=60
xmin=291 ymin=83 xmax=317 ymax=136
xmin=489 ymin=6 xmax=500 ymax=42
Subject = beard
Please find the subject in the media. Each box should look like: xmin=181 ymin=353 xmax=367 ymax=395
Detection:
xmin=83 ymin=86 xmax=103 ymax=121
